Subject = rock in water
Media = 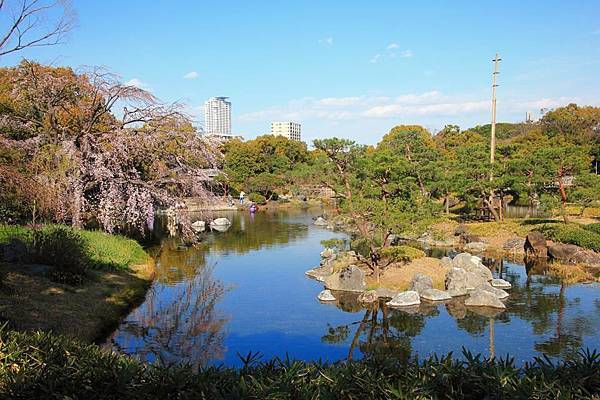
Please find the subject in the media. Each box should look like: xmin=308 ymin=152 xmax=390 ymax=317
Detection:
xmin=358 ymin=290 xmax=378 ymax=303
xmin=305 ymin=265 xmax=333 ymax=282
xmin=475 ymin=283 xmax=509 ymax=299
xmin=409 ymin=273 xmax=433 ymax=294
xmin=420 ymin=288 xmax=452 ymax=302
xmin=386 ymin=291 xmax=421 ymax=307
xmin=465 ymin=242 xmax=487 ymax=252
xmin=491 ymin=278 xmax=511 ymax=289
xmin=313 ymin=217 xmax=328 ymax=226
xmin=317 ymin=289 xmax=336 ymax=301
xmin=210 ymin=217 xmax=231 ymax=226
xmin=324 ymin=265 xmax=366 ymax=292
xmin=464 ymin=289 xmax=506 ymax=309
xmin=446 ymin=264 xmax=489 ymax=293
xmin=452 ymin=253 xmax=493 ymax=282
xmin=191 ymin=220 xmax=206 ymax=233
xmin=524 ymin=231 xmax=547 ymax=258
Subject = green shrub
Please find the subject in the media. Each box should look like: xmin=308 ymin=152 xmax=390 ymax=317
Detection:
xmin=79 ymin=230 xmax=148 ymax=270
xmin=538 ymin=223 xmax=600 ymax=252
xmin=0 ymin=327 xmax=599 ymax=399
xmin=0 ymin=225 xmax=30 ymax=244
xmin=248 ymin=192 xmax=266 ymax=205
xmin=1 ymin=224 xmax=149 ymax=272
xmin=583 ymin=223 xmax=600 ymax=235
xmin=30 ymin=226 xmax=90 ymax=284
xmin=381 ymin=245 xmax=426 ymax=263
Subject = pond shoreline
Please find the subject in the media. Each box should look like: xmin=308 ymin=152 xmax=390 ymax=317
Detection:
xmin=0 ymin=225 xmax=155 ymax=343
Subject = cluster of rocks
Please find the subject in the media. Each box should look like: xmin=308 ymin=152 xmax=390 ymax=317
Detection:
xmin=384 ymin=253 xmax=510 ymax=310
xmin=191 ymin=217 xmax=232 ymax=233
xmin=525 ymin=231 xmax=600 ymax=266
xmin=310 ymin=249 xmax=511 ymax=312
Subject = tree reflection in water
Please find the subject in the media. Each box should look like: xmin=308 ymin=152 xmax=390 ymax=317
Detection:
xmin=109 ymin=262 xmax=228 ymax=371
xmin=322 ymin=299 xmax=434 ymax=363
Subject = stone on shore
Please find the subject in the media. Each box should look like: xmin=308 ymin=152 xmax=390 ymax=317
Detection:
xmin=317 ymin=289 xmax=336 ymax=301
xmin=464 ymin=289 xmax=506 ymax=309
xmin=324 ymin=265 xmax=366 ymax=292
xmin=386 ymin=291 xmax=421 ymax=307
xmin=548 ymin=243 xmax=600 ymax=265
xmin=452 ymin=253 xmax=493 ymax=282
xmin=409 ymin=273 xmax=433 ymax=294
xmin=524 ymin=231 xmax=547 ymax=258
xmin=440 ymin=256 xmax=453 ymax=269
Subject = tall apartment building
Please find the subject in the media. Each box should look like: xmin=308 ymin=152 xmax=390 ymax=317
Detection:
xmin=271 ymin=121 xmax=301 ymax=141
xmin=204 ymin=97 xmax=231 ymax=137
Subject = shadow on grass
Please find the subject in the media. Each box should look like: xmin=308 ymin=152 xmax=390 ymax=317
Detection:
xmin=520 ymin=218 xmax=557 ymax=226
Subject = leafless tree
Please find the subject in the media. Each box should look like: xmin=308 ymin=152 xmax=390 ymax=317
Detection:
xmin=0 ymin=0 xmax=75 ymax=57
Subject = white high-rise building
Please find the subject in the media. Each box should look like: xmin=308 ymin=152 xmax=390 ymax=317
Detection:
xmin=271 ymin=121 xmax=301 ymax=141
xmin=204 ymin=97 xmax=231 ymax=137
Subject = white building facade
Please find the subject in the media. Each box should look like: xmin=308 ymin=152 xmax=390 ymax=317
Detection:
xmin=271 ymin=121 xmax=301 ymax=141
xmin=204 ymin=97 xmax=231 ymax=137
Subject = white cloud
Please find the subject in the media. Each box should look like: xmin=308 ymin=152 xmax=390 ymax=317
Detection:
xmin=372 ymin=45 xmax=413 ymax=62
xmin=183 ymin=71 xmax=199 ymax=79
xmin=318 ymin=37 xmax=333 ymax=45
xmin=124 ymin=78 xmax=151 ymax=91
xmin=238 ymin=92 xmax=589 ymax=124
xmin=316 ymin=97 xmax=362 ymax=106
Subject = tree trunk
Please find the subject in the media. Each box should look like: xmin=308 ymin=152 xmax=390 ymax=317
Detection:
xmin=444 ymin=195 xmax=450 ymax=214
xmin=557 ymin=169 xmax=569 ymax=224
xmin=483 ymin=197 xmax=501 ymax=222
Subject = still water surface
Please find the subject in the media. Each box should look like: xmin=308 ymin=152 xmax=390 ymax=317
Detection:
xmin=107 ymin=209 xmax=600 ymax=368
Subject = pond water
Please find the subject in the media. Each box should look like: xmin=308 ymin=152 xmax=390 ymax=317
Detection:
xmin=106 ymin=209 xmax=600 ymax=369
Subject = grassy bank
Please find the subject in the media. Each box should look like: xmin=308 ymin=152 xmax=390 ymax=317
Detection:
xmin=0 ymin=225 xmax=154 ymax=343
xmin=0 ymin=328 xmax=598 ymax=399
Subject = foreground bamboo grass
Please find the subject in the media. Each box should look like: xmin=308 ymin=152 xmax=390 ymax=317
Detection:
xmin=1 ymin=328 xmax=598 ymax=399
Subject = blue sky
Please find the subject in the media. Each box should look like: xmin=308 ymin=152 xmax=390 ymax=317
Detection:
xmin=1 ymin=0 xmax=599 ymax=144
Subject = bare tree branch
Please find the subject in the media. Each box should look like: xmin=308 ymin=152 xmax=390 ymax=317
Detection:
xmin=0 ymin=0 xmax=75 ymax=57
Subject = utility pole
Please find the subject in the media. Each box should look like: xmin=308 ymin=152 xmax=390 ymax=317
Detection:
xmin=488 ymin=53 xmax=502 ymax=221
xmin=490 ymin=53 xmax=501 ymax=165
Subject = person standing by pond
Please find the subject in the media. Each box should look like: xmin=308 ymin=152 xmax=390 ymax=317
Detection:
xmin=239 ymin=191 xmax=245 ymax=205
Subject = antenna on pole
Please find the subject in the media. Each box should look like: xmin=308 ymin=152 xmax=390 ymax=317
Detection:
xmin=490 ymin=53 xmax=501 ymax=166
